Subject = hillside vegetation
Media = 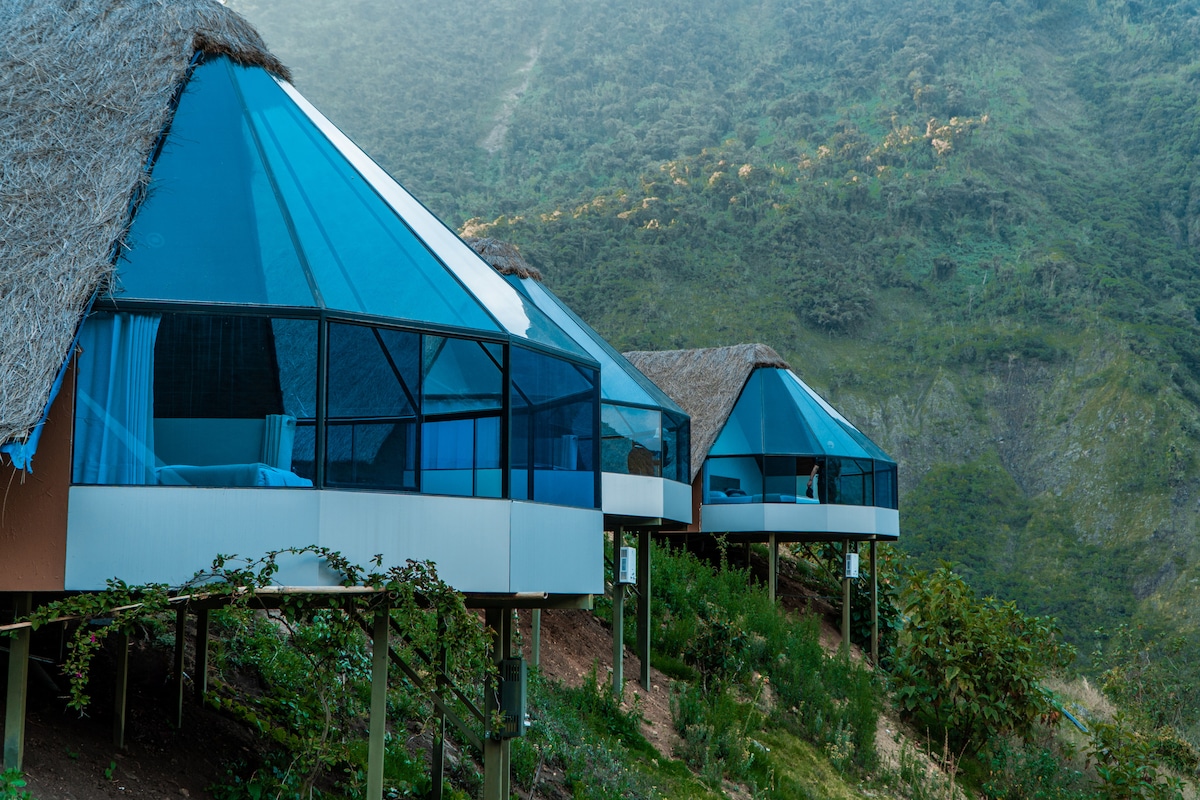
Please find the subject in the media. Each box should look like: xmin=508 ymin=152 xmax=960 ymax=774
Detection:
xmin=229 ymin=0 xmax=1200 ymax=759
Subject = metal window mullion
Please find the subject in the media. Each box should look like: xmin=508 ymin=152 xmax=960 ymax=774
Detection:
xmin=315 ymin=315 xmax=328 ymax=488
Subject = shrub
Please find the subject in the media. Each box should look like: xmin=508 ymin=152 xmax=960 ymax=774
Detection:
xmin=890 ymin=564 xmax=1075 ymax=755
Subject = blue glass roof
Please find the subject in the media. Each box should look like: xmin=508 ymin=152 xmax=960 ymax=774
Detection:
xmin=710 ymin=367 xmax=895 ymax=463
xmin=113 ymin=57 xmax=589 ymax=361
xmin=507 ymin=275 xmax=688 ymax=416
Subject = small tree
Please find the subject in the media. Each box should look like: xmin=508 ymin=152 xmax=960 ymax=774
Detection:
xmin=890 ymin=563 xmax=1074 ymax=755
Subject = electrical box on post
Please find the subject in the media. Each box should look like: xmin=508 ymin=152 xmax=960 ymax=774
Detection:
xmin=844 ymin=552 xmax=860 ymax=579
xmin=617 ymin=546 xmax=637 ymax=584
xmin=498 ymin=657 xmax=527 ymax=738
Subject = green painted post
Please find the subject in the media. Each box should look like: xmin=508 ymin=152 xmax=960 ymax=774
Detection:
xmin=4 ymin=593 xmax=32 ymax=769
xmin=636 ymin=529 xmax=651 ymax=690
xmin=841 ymin=541 xmax=851 ymax=655
xmin=870 ymin=540 xmax=879 ymax=666
xmin=432 ymin=614 xmax=447 ymax=800
xmin=367 ymin=608 xmax=389 ymax=800
xmin=483 ymin=608 xmax=503 ymax=800
xmin=194 ymin=608 xmax=209 ymax=703
xmin=173 ymin=606 xmax=187 ymax=729
xmin=611 ymin=528 xmax=624 ymax=699
xmin=113 ymin=630 xmax=130 ymax=749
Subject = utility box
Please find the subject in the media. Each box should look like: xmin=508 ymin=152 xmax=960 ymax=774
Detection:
xmin=844 ymin=552 xmax=860 ymax=579
xmin=617 ymin=546 xmax=637 ymax=584
xmin=498 ymin=657 xmax=527 ymax=738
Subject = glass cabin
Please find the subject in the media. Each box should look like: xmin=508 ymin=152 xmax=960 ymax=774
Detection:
xmin=64 ymin=56 xmax=604 ymax=593
xmin=498 ymin=273 xmax=692 ymax=524
xmin=700 ymin=367 xmax=898 ymax=539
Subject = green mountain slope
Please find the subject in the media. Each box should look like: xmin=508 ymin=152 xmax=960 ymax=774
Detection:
xmin=228 ymin=0 xmax=1200 ymax=664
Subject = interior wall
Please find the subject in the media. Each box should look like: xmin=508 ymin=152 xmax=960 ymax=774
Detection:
xmin=0 ymin=362 xmax=72 ymax=591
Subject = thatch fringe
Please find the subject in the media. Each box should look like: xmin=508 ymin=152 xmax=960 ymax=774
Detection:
xmin=624 ymin=344 xmax=790 ymax=482
xmin=464 ymin=237 xmax=544 ymax=281
xmin=0 ymin=0 xmax=284 ymax=448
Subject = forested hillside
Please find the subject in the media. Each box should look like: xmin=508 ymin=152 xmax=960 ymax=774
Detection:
xmin=229 ymin=0 xmax=1200 ymax=707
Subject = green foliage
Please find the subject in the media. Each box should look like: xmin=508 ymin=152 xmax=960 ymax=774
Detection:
xmin=890 ymin=564 xmax=1075 ymax=756
xmin=0 ymin=770 xmax=31 ymax=800
xmin=652 ymin=541 xmax=880 ymax=784
xmin=981 ymin=739 xmax=1092 ymax=800
xmin=1089 ymin=716 xmax=1185 ymax=800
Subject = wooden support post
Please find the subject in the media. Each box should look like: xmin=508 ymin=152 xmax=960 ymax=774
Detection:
xmin=432 ymin=615 xmax=447 ymax=800
xmin=500 ymin=609 xmax=512 ymax=800
xmin=173 ymin=606 xmax=187 ymax=729
xmin=841 ymin=541 xmax=851 ymax=655
xmin=113 ymin=630 xmax=130 ymax=750
xmin=636 ymin=529 xmax=651 ymax=691
xmin=870 ymin=540 xmax=879 ymax=667
xmin=611 ymin=527 xmax=624 ymax=699
xmin=531 ymin=608 xmax=541 ymax=669
xmin=483 ymin=608 xmax=503 ymax=800
xmin=768 ymin=533 xmax=778 ymax=604
xmin=367 ymin=608 xmax=389 ymax=800
xmin=194 ymin=608 xmax=209 ymax=703
xmin=4 ymin=593 xmax=32 ymax=770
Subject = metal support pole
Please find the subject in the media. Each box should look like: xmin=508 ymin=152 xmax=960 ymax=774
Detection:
xmin=611 ymin=527 xmax=624 ymax=699
xmin=870 ymin=540 xmax=879 ymax=666
xmin=367 ymin=608 xmax=389 ymax=800
xmin=113 ymin=629 xmax=130 ymax=749
xmin=483 ymin=608 xmax=503 ymax=800
xmin=499 ymin=610 xmax=512 ymax=800
xmin=3 ymin=593 xmax=32 ymax=770
xmin=173 ymin=606 xmax=187 ymax=729
xmin=768 ymin=533 xmax=778 ymax=604
xmin=531 ymin=608 xmax=541 ymax=669
xmin=432 ymin=615 xmax=447 ymax=800
xmin=636 ymin=529 xmax=651 ymax=690
xmin=841 ymin=541 xmax=851 ymax=655
xmin=194 ymin=608 xmax=209 ymax=703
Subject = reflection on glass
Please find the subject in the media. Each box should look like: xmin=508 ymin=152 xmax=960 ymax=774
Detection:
xmin=511 ymin=346 xmax=598 ymax=508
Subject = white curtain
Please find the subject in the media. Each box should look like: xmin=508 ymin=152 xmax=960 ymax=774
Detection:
xmin=73 ymin=313 xmax=161 ymax=484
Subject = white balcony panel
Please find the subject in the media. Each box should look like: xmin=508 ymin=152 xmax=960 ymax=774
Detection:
xmin=66 ymin=487 xmax=604 ymax=593
xmin=601 ymin=472 xmax=693 ymax=524
xmin=701 ymin=501 xmax=899 ymax=538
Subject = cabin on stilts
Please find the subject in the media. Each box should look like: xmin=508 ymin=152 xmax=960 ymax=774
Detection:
xmin=0 ymin=3 xmax=602 ymax=797
xmin=625 ymin=344 xmax=900 ymax=660
xmin=467 ymin=238 xmax=693 ymax=694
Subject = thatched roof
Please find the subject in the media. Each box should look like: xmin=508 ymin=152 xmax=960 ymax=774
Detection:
xmin=0 ymin=0 xmax=287 ymax=451
xmin=464 ymin=237 xmax=544 ymax=281
xmin=624 ymin=344 xmax=790 ymax=482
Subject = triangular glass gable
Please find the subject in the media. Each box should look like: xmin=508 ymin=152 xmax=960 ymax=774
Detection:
xmin=514 ymin=277 xmax=686 ymax=411
xmin=116 ymin=57 xmax=509 ymax=336
xmin=710 ymin=367 xmax=894 ymax=461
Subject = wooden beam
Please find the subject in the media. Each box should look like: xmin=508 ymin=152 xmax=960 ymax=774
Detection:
xmin=367 ymin=608 xmax=389 ymax=800
xmin=3 ymin=593 xmax=32 ymax=770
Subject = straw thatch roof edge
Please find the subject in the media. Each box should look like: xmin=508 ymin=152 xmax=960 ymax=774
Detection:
xmin=464 ymin=237 xmax=544 ymax=281
xmin=0 ymin=0 xmax=287 ymax=455
xmin=624 ymin=344 xmax=790 ymax=482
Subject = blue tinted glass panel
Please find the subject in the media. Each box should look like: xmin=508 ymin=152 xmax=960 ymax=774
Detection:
xmin=705 ymin=456 xmax=762 ymax=503
xmin=521 ymin=281 xmax=659 ymax=406
xmin=422 ymin=337 xmax=502 ymax=415
xmin=664 ymin=411 xmax=690 ymax=484
xmin=601 ymin=405 xmax=662 ymax=476
xmin=709 ymin=371 xmax=764 ymax=456
xmin=874 ymin=463 xmax=898 ymax=509
xmin=510 ymin=347 xmax=598 ymax=508
xmin=116 ymin=60 xmax=314 ymax=306
xmin=783 ymin=370 xmax=892 ymax=461
xmin=325 ymin=323 xmax=419 ymax=489
xmin=74 ymin=312 xmax=314 ymax=488
xmin=761 ymin=370 xmax=824 ymax=455
xmin=420 ymin=416 xmax=502 ymax=498
xmin=825 ymin=458 xmax=874 ymax=506
xmin=232 ymin=65 xmax=502 ymax=332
